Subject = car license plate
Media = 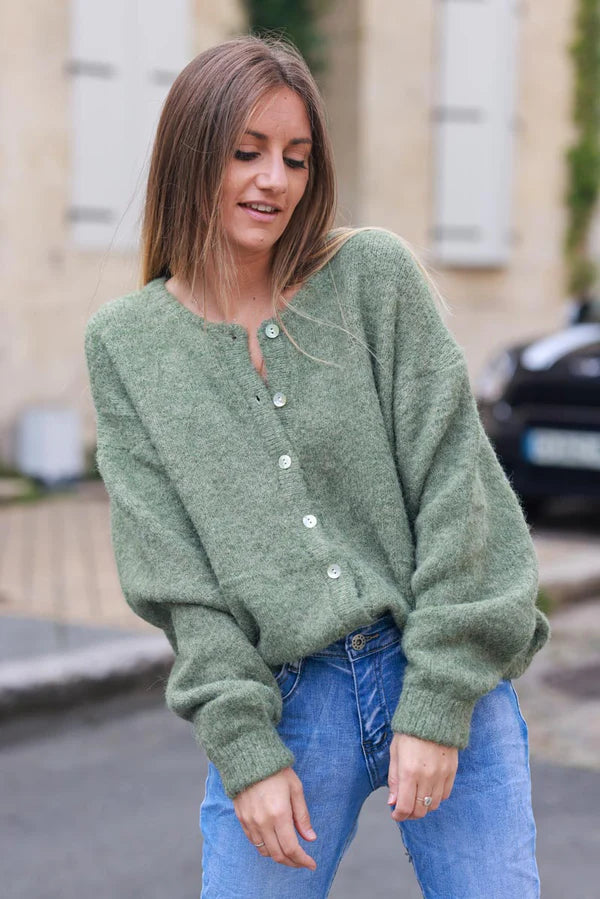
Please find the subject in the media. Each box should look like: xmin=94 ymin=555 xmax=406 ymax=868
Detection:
xmin=523 ymin=428 xmax=600 ymax=470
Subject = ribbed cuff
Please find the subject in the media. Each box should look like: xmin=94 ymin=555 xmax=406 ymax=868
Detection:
xmin=200 ymin=724 xmax=296 ymax=800
xmin=391 ymin=686 xmax=477 ymax=749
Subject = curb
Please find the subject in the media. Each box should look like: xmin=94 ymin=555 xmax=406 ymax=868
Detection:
xmin=0 ymin=634 xmax=174 ymax=720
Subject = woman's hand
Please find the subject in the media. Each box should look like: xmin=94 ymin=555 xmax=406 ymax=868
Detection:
xmin=387 ymin=733 xmax=458 ymax=821
xmin=233 ymin=766 xmax=318 ymax=870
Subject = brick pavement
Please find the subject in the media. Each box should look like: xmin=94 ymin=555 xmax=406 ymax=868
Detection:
xmin=0 ymin=481 xmax=151 ymax=633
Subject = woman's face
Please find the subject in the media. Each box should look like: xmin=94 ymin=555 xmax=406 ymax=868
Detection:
xmin=221 ymin=86 xmax=312 ymax=264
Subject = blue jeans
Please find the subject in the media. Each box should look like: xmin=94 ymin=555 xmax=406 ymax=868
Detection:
xmin=199 ymin=612 xmax=540 ymax=898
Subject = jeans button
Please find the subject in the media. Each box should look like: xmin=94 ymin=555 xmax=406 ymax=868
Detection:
xmin=351 ymin=634 xmax=366 ymax=650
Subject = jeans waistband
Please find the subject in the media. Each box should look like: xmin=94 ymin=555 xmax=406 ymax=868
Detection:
xmin=308 ymin=612 xmax=402 ymax=659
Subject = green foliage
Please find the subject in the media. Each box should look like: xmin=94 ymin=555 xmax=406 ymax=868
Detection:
xmin=247 ymin=0 xmax=332 ymax=74
xmin=0 ymin=475 xmax=45 ymax=506
xmin=84 ymin=443 xmax=102 ymax=479
xmin=568 ymin=254 xmax=598 ymax=295
xmin=535 ymin=587 xmax=555 ymax=618
xmin=0 ymin=458 xmax=21 ymax=477
xmin=564 ymin=0 xmax=600 ymax=295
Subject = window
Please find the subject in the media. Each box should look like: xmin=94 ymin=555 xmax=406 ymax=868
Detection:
xmin=67 ymin=0 xmax=192 ymax=251
xmin=431 ymin=0 xmax=520 ymax=267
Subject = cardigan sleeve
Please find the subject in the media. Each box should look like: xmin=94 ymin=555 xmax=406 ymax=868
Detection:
xmin=388 ymin=247 xmax=551 ymax=749
xmin=84 ymin=318 xmax=295 ymax=799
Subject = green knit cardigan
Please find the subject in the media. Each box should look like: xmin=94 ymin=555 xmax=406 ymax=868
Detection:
xmin=84 ymin=227 xmax=550 ymax=799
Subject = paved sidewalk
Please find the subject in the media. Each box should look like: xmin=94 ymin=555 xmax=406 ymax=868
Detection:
xmin=0 ymin=481 xmax=149 ymax=633
xmin=513 ymin=597 xmax=600 ymax=772
xmin=1 ymin=481 xmax=599 ymax=773
xmin=0 ymin=481 xmax=174 ymax=718
xmin=534 ymin=529 xmax=600 ymax=604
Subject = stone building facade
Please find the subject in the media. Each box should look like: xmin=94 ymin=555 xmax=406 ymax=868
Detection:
xmin=0 ymin=0 xmax=577 ymax=461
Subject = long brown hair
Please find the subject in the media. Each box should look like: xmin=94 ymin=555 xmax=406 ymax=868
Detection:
xmin=139 ymin=33 xmax=449 ymax=359
xmin=141 ymin=37 xmax=347 ymax=307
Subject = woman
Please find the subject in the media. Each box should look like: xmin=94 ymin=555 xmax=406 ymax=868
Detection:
xmin=85 ymin=34 xmax=551 ymax=898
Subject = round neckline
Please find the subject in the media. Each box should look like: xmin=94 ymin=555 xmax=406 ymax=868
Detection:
xmin=146 ymin=265 xmax=327 ymax=337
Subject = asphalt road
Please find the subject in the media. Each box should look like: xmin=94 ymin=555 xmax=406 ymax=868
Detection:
xmin=2 ymin=687 xmax=599 ymax=899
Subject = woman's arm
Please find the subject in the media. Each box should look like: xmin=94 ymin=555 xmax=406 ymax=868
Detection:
xmin=387 ymin=245 xmax=551 ymax=749
xmin=84 ymin=317 xmax=294 ymax=800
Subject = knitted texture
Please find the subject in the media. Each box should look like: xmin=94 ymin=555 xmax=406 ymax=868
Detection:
xmin=84 ymin=228 xmax=550 ymax=799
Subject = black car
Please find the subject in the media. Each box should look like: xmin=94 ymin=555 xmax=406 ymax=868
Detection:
xmin=476 ymin=298 xmax=600 ymax=516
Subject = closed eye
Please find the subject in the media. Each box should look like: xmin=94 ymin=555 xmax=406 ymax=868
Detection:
xmin=234 ymin=150 xmax=307 ymax=170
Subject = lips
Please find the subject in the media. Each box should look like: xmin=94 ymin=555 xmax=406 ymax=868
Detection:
xmin=238 ymin=202 xmax=282 ymax=213
xmin=238 ymin=202 xmax=282 ymax=224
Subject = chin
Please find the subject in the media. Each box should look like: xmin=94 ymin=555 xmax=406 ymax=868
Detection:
xmin=230 ymin=230 xmax=282 ymax=255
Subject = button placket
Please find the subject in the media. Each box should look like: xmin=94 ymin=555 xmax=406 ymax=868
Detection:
xmin=257 ymin=319 xmax=348 ymax=591
xmin=258 ymin=324 xmax=288 ymax=412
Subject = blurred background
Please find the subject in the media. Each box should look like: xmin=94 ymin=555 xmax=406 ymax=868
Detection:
xmin=1 ymin=2 xmax=599 ymax=897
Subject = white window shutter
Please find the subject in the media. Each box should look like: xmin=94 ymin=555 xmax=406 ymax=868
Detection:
xmin=431 ymin=0 xmax=520 ymax=267
xmin=68 ymin=0 xmax=192 ymax=252
xmin=68 ymin=0 xmax=128 ymax=249
xmin=115 ymin=0 xmax=192 ymax=251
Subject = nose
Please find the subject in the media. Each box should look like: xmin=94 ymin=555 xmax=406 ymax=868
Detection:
xmin=254 ymin=153 xmax=287 ymax=195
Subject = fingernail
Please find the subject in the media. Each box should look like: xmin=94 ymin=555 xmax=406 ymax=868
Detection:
xmin=307 ymin=828 xmax=317 ymax=838
xmin=387 ymin=794 xmax=395 ymax=805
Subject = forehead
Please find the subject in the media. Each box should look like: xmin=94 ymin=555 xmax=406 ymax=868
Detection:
xmin=247 ymin=87 xmax=311 ymax=135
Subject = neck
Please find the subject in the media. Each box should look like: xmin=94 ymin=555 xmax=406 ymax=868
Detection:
xmin=200 ymin=247 xmax=274 ymax=314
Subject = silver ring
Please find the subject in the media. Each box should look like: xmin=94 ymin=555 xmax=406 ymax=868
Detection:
xmin=254 ymin=841 xmax=266 ymax=847
xmin=416 ymin=795 xmax=433 ymax=807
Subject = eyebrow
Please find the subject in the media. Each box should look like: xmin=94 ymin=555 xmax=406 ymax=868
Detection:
xmin=243 ymin=129 xmax=312 ymax=147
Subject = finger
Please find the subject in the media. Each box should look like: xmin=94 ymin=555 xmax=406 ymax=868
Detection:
xmin=289 ymin=779 xmax=318 ymax=843
xmin=387 ymin=747 xmax=399 ymax=807
xmin=425 ymin=780 xmax=445 ymax=813
xmin=442 ymin=771 xmax=456 ymax=801
xmin=391 ymin=776 xmax=417 ymax=822
xmin=261 ymin=825 xmax=300 ymax=868
xmin=239 ymin=820 xmax=270 ymax=858
xmin=409 ymin=782 xmax=435 ymax=819
xmin=275 ymin=818 xmax=317 ymax=871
